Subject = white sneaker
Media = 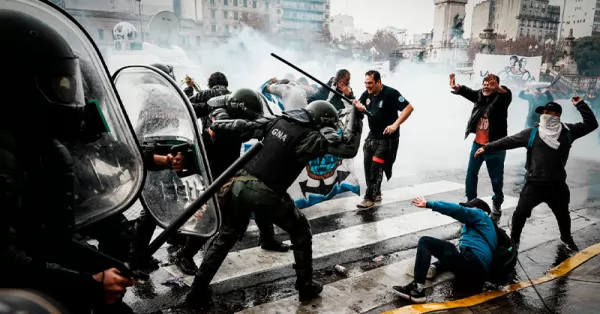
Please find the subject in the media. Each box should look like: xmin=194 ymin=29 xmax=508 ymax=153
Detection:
xmin=405 ymin=261 xmax=436 ymax=280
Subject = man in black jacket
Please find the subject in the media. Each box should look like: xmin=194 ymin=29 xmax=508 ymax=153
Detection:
xmin=187 ymin=72 xmax=231 ymax=118
xmin=450 ymin=73 xmax=512 ymax=221
xmin=307 ymin=69 xmax=354 ymax=111
xmin=475 ymin=97 xmax=598 ymax=251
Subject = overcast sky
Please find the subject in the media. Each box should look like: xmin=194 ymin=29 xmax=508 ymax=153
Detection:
xmin=330 ymin=0 xmax=564 ymax=37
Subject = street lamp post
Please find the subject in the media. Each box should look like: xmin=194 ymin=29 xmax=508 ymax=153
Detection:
xmin=529 ymin=44 xmax=539 ymax=57
xmin=545 ymin=38 xmax=555 ymax=63
xmin=504 ymin=36 xmax=516 ymax=54
xmin=370 ymin=46 xmax=377 ymax=63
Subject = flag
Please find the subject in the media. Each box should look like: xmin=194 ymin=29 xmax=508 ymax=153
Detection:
xmin=241 ymin=81 xmax=360 ymax=209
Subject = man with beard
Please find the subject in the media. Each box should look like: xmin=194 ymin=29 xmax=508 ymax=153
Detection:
xmin=355 ymin=70 xmax=414 ymax=209
xmin=519 ymin=87 xmax=554 ymax=128
xmin=174 ymin=89 xmax=290 ymax=276
xmin=450 ymin=73 xmax=512 ymax=222
xmin=307 ymin=69 xmax=354 ymax=111
xmin=185 ymin=100 xmax=364 ymax=305
xmin=474 ymin=97 xmax=598 ymax=251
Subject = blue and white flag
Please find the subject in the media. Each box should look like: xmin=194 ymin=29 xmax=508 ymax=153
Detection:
xmin=242 ymin=82 xmax=360 ymax=209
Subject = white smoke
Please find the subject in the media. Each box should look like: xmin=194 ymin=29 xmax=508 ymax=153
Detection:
xmin=104 ymin=26 xmax=599 ymax=175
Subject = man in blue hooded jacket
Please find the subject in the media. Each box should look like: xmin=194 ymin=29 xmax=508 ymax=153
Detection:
xmin=393 ymin=197 xmax=497 ymax=303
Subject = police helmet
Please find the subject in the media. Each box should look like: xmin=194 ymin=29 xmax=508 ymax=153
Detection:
xmin=227 ymin=88 xmax=264 ymax=120
xmin=151 ymin=63 xmax=176 ymax=81
xmin=2 ymin=10 xmax=85 ymax=139
xmin=305 ymin=100 xmax=339 ymax=128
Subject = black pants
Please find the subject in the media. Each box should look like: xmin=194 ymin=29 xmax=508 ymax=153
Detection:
xmin=511 ymin=182 xmax=571 ymax=243
xmin=413 ymin=236 xmax=486 ymax=286
xmin=363 ymin=138 xmax=397 ymax=201
xmin=191 ymin=179 xmax=313 ymax=288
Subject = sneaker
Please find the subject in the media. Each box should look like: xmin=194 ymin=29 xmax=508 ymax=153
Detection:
xmin=357 ymin=199 xmax=375 ymax=209
xmin=405 ymin=261 xmax=436 ymax=280
xmin=374 ymin=194 xmax=382 ymax=202
xmin=393 ymin=281 xmax=426 ymax=303
xmin=560 ymin=236 xmax=579 ymax=252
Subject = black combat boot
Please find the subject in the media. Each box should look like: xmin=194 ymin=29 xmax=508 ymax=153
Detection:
xmin=259 ymin=236 xmax=290 ymax=252
xmin=292 ymin=247 xmax=323 ymax=302
xmin=185 ymin=276 xmax=212 ymax=307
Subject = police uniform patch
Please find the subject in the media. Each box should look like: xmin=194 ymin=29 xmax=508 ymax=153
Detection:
xmin=378 ymin=100 xmax=383 ymax=108
xmin=399 ymin=96 xmax=406 ymax=102
xmin=366 ymin=98 xmax=371 ymax=105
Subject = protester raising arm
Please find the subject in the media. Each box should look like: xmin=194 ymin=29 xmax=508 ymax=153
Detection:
xmin=565 ymin=96 xmax=599 ymax=140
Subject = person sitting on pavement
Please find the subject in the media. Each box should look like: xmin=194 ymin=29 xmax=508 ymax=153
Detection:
xmin=474 ymin=97 xmax=598 ymax=252
xmin=393 ymin=197 xmax=496 ymax=304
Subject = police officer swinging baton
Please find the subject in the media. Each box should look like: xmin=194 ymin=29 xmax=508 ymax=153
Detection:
xmin=270 ymin=53 xmax=373 ymax=118
xmin=72 ymin=142 xmax=265 ymax=281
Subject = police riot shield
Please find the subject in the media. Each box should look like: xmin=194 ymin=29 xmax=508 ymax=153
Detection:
xmin=113 ymin=65 xmax=220 ymax=238
xmin=2 ymin=0 xmax=146 ymax=229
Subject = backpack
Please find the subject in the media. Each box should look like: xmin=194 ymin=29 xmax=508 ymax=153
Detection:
xmin=472 ymin=223 xmax=518 ymax=285
xmin=527 ymin=126 xmax=572 ymax=149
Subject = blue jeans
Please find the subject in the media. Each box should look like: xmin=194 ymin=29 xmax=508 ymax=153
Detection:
xmin=466 ymin=142 xmax=506 ymax=207
xmin=414 ymin=236 xmax=486 ymax=285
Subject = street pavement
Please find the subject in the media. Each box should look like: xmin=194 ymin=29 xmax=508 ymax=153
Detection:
xmin=122 ymin=133 xmax=600 ymax=313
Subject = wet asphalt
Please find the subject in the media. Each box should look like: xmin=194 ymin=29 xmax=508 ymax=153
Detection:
xmin=122 ymin=149 xmax=600 ymax=313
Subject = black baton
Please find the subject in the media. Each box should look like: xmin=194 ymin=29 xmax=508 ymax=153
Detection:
xmin=271 ymin=53 xmax=373 ymax=118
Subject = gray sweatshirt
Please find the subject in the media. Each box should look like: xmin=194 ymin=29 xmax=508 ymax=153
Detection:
xmin=267 ymin=81 xmax=308 ymax=109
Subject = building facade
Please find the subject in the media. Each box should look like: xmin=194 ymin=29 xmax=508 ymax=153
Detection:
xmin=559 ymin=0 xmax=600 ymax=38
xmin=471 ymin=0 xmax=560 ymax=42
xmin=52 ymin=0 xmax=204 ymax=49
xmin=201 ymin=0 xmax=278 ymax=39
xmin=329 ymin=14 xmax=372 ymax=42
xmin=279 ymin=0 xmax=330 ymax=33
xmin=385 ymin=27 xmax=408 ymax=45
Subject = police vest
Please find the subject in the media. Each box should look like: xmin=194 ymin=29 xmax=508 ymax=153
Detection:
xmin=244 ymin=118 xmax=312 ymax=195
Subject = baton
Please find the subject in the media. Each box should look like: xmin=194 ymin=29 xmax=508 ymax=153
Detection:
xmin=147 ymin=142 xmax=264 ymax=255
xmin=270 ymin=53 xmax=373 ymax=118
xmin=71 ymin=239 xmax=150 ymax=280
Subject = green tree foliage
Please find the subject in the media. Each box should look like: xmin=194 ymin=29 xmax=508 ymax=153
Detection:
xmin=573 ymin=36 xmax=600 ymax=76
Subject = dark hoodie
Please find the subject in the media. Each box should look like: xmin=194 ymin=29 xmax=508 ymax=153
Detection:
xmin=452 ymin=85 xmax=513 ymax=142
xmin=187 ymin=85 xmax=230 ymax=118
xmin=307 ymin=77 xmax=355 ymax=110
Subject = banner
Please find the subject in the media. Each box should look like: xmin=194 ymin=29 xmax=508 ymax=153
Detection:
xmin=241 ymin=82 xmax=360 ymax=209
xmin=474 ymin=54 xmax=543 ymax=85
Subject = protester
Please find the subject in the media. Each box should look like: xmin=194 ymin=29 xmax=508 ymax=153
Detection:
xmin=475 ymin=97 xmax=598 ymax=251
xmin=449 ymin=73 xmax=512 ymax=222
xmin=354 ymin=70 xmax=414 ymax=209
xmin=264 ymin=76 xmax=308 ymax=109
xmin=307 ymin=69 xmax=354 ymax=110
xmin=519 ymin=87 xmax=554 ymax=128
xmin=393 ymin=197 xmax=496 ymax=303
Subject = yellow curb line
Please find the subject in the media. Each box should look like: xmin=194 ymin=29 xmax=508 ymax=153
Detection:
xmin=383 ymin=242 xmax=600 ymax=314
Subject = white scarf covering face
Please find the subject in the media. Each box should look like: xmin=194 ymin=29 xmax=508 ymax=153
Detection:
xmin=538 ymin=114 xmax=564 ymax=149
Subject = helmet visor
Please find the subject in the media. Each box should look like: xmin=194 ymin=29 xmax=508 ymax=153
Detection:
xmin=35 ymin=57 xmax=85 ymax=109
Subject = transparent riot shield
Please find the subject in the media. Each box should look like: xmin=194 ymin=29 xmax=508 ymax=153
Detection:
xmin=2 ymin=0 xmax=146 ymax=229
xmin=113 ymin=65 xmax=219 ymax=238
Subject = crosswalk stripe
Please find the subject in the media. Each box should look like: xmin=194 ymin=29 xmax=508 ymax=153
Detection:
xmin=162 ymin=195 xmax=519 ymax=290
xmin=246 ymin=180 xmax=464 ymax=232
xmin=235 ymin=206 xmax=599 ymax=314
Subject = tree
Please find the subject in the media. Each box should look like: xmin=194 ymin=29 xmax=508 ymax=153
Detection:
xmin=573 ymin=36 xmax=600 ymax=76
xmin=238 ymin=12 xmax=271 ymax=33
xmin=313 ymin=23 xmax=334 ymax=46
xmin=369 ymin=29 xmax=400 ymax=58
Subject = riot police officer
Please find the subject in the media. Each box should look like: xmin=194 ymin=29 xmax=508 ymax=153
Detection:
xmin=175 ymin=88 xmax=290 ymax=276
xmin=186 ymin=100 xmax=363 ymax=305
xmin=0 ymin=9 xmax=138 ymax=313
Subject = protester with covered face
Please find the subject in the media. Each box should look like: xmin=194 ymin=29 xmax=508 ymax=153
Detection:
xmin=519 ymin=87 xmax=554 ymax=128
xmin=393 ymin=197 xmax=496 ymax=304
xmin=354 ymin=70 xmax=414 ymax=209
xmin=450 ymin=73 xmax=512 ymax=222
xmin=474 ymin=97 xmax=598 ymax=251
xmin=307 ymin=69 xmax=354 ymax=110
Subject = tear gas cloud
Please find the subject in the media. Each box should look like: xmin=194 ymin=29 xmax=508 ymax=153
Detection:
xmin=104 ymin=27 xmax=600 ymax=176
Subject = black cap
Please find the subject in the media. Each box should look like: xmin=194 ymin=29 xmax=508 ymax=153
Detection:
xmin=535 ymin=101 xmax=562 ymax=115
xmin=459 ymin=198 xmax=491 ymax=215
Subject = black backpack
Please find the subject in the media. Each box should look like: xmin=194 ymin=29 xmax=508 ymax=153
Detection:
xmin=473 ymin=223 xmax=518 ymax=285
